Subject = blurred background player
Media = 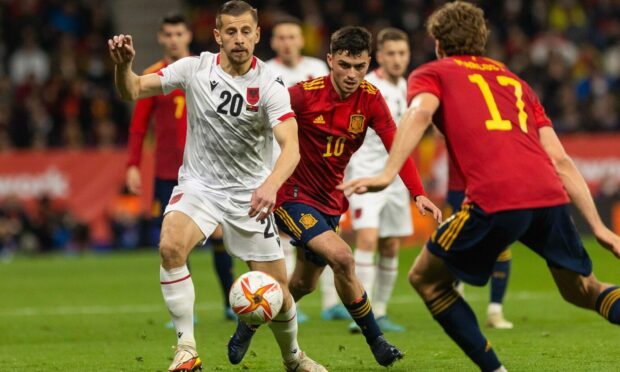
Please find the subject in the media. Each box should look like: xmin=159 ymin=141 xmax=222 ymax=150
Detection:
xmin=265 ymin=15 xmax=349 ymax=322
xmin=341 ymin=2 xmax=620 ymax=370
xmin=447 ymin=159 xmax=514 ymax=329
xmin=124 ymin=14 xmax=235 ymax=321
xmin=346 ymin=28 xmax=411 ymax=333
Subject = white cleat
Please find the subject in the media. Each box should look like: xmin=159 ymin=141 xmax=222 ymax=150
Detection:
xmin=168 ymin=341 xmax=203 ymax=372
xmin=486 ymin=310 xmax=514 ymax=329
xmin=284 ymin=352 xmax=328 ymax=372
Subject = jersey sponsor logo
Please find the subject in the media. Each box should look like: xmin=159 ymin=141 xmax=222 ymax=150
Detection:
xmin=299 ymin=213 xmax=318 ymax=229
xmin=169 ymin=193 xmax=184 ymax=205
xmin=247 ymin=87 xmax=259 ymax=105
xmin=348 ymin=114 xmax=365 ymax=134
xmin=210 ymin=80 xmax=219 ymax=90
xmin=313 ymin=115 xmax=325 ymax=125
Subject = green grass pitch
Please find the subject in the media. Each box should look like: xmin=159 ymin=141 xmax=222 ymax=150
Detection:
xmin=1 ymin=237 xmax=618 ymax=371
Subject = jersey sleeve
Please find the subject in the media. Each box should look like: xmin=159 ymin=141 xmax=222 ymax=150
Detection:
xmin=158 ymin=56 xmax=199 ymax=94
xmin=407 ymin=64 xmax=442 ymax=105
xmin=370 ymin=92 xmax=425 ymax=197
xmin=127 ymin=97 xmax=155 ymax=167
xmin=523 ymin=82 xmax=552 ymax=128
xmin=263 ymin=79 xmax=295 ymax=128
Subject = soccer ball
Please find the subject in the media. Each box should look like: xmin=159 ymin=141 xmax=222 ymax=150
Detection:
xmin=229 ymin=271 xmax=284 ymax=324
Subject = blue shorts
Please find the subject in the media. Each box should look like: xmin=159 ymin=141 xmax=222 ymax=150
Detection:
xmin=446 ymin=190 xmax=465 ymax=213
xmin=153 ymin=178 xmax=178 ymax=228
xmin=427 ymin=203 xmax=592 ymax=286
xmin=274 ymin=202 xmax=340 ymax=266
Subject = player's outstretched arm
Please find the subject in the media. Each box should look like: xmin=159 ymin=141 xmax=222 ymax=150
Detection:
xmin=539 ymin=126 xmax=620 ymax=257
xmin=107 ymin=34 xmax=163 ymax=101
xmin=339 ymin=93 xmax=439 ymax=195
xmin=249 ymin=118 xmax=300 ymax=222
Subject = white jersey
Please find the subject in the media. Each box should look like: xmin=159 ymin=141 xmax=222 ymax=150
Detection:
xmin=265 ymin=56 xmax=329 ymax=88
xmin=159 ymin=52 xmax=293 ymax=206
xmin=348 ymin=69 xmax=408 ymax=180
xmin=265 ymin=56 xmax=328 ymax=167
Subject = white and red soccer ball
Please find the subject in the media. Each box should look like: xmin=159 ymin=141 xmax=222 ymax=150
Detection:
xmin=229 ymin=271 xmax=284 ymax=324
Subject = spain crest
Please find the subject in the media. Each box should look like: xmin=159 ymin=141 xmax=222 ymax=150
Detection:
xmin=299 ymin=213 xmax=318 ymax=230
xmin=348 ymin=114 xmax=365 ymax=134
xmin=247 ymin=87 xmax=260 ymax=105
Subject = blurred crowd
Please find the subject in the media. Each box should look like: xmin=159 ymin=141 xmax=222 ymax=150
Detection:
xmin=0 ymin=0 xmax=128 ymax=152
xmin=1 ymin=0 xmax=619 ymax=254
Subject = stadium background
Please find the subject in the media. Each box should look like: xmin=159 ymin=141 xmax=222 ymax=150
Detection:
xmin=0 ymin=0 xmax=618 ymax=253
xmin=1 ymin=1 xmax=620 ymax=371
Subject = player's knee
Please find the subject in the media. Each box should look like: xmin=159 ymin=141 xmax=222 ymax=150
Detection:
xmin=159 ymin=237 xmax=185 ymax=267
xmin=408 ymin=265 xmax=435 ymax=300
xmin=329 ymin=249 xmax=355 ymax=277
xmin=289 ymin=276 xmax=316 ymax=297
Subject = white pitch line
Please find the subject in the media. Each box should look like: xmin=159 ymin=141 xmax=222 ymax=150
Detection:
xmin=0 ymin=291 xmax=550 ymax=317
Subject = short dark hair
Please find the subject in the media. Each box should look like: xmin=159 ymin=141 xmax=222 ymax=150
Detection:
xmin=426 ymin=1 xmax=489 ymax=56
xmin=216 ymin=0 xmax=258 ymax=29
xmin=272 ymin=15 xmax=302 ymax=29
xmin=330 ymin=26 xmax=372 ymax=56
xmin=160 ymin=13 xmax=188 ymax=30
xmin=376 ymin=28 xmax=408 ymax=50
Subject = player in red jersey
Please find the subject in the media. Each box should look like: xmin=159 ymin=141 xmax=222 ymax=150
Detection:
xmin=341 ymin=2 xmax=620 ymax=371
xmin=228 ymin=26 xmax=441 ymax=368
xmin=125 ymin=14 xmax=235 ymax=322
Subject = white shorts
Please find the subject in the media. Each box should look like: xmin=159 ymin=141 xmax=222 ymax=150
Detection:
xmin=164 ymin=185 xmax=283 ymax=262
xmin=348 ymin=184 xmax=413 ymax=238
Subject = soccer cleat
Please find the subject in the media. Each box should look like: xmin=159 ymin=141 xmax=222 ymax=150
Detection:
xmin=486 ymin=310 xmax=514 ymax=329
xmin=168 ymin=342 xmax=203 ymax=372
xmin=370 ymin=335 xmax=403 ymax=367
xmin=321 ymin=304 xmax=352 ymax=321
xmin=376 ymin=316 xmax=405 ymax=333
xmin=297 ymin=308 xmax=310 ymax=324
xmin=224 ymin=306 xmax=237 ymax=321
xmin=348 ymin=321 xmax=361 ymax=333
xmin=227 ymin=321 xmax=258 ymax=364
xmin=284 ymin=352 xmax=328 ymax=372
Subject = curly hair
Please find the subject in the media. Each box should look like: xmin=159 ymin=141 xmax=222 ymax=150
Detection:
xmin=426 ymin=1 xmax=489 ymax=56
xmin=330 ymin=26 xmax=372 ymax=56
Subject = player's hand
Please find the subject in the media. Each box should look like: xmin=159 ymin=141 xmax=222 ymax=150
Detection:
xmin=594 ymin=226 xmax=620 ymax=258
xmin=250 ymin=182 xmax=277 ymax=222
xmin=337 ymin=175 xmax=392 ymax=197
xmin=414 ymin=195 xmax=442 ymax=223
xmin=126 ymin=165 xmax=141 ymax=194
xmin=108 ymin=34 xmax=135 ymax=66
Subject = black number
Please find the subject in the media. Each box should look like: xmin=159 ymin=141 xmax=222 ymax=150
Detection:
xmin=217 ymin=91 xmax=231 ymax=114
xmin=217 ymin=91 xmax=243 ymax=117
xmin=261 ymin=215 xmax=276 ymax=239
xmin=230 ymin=94 xmax=243 ymax=116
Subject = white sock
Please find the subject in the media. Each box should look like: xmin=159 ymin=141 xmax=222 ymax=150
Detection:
xmin=320 ymin=266 xmax=340 ymax=310
xmin=488 ymin=302 xmax=503 ymax=314
xmin=160 ymin=265 xmax=195 ymax=345
xmin=354 ymin=249 xmax=376 ymax=300
xmin=281 ymin=237 xmax=296 ymax=281
xmin=268 ymin=297 xmax=302 ymax=363
xmin=493 ymin=365 xmax=508 ymax=372
xmin=374 ymin=255 xmax=398 ymax=318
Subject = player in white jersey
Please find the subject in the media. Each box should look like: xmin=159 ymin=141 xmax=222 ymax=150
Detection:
xmin=108 ymin=2 xmax=326 ymax=372
xmin=346 ymin=28 xmax=412 ymax=333
xmin=265 ymin=16 xmax=349 ymax=323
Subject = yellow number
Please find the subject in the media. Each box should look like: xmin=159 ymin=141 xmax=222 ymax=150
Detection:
xmin=468 ymin=74 xmax=528 ymax=133
xmin=173 ymin=96 xmax=185 ymax=119
xmin=323 ymin=136 xmax=346 ymax=157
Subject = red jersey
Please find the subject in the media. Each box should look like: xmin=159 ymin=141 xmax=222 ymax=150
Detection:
xmin=408 ymin=56 xmax=569 ymax=213
xmin=127 ymin=60 xmax=187 ymax=180
xmin=277 ymin=76 xmax=425 ymax=215
xmin=447 ymin=156 xmax=465 ymax=191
